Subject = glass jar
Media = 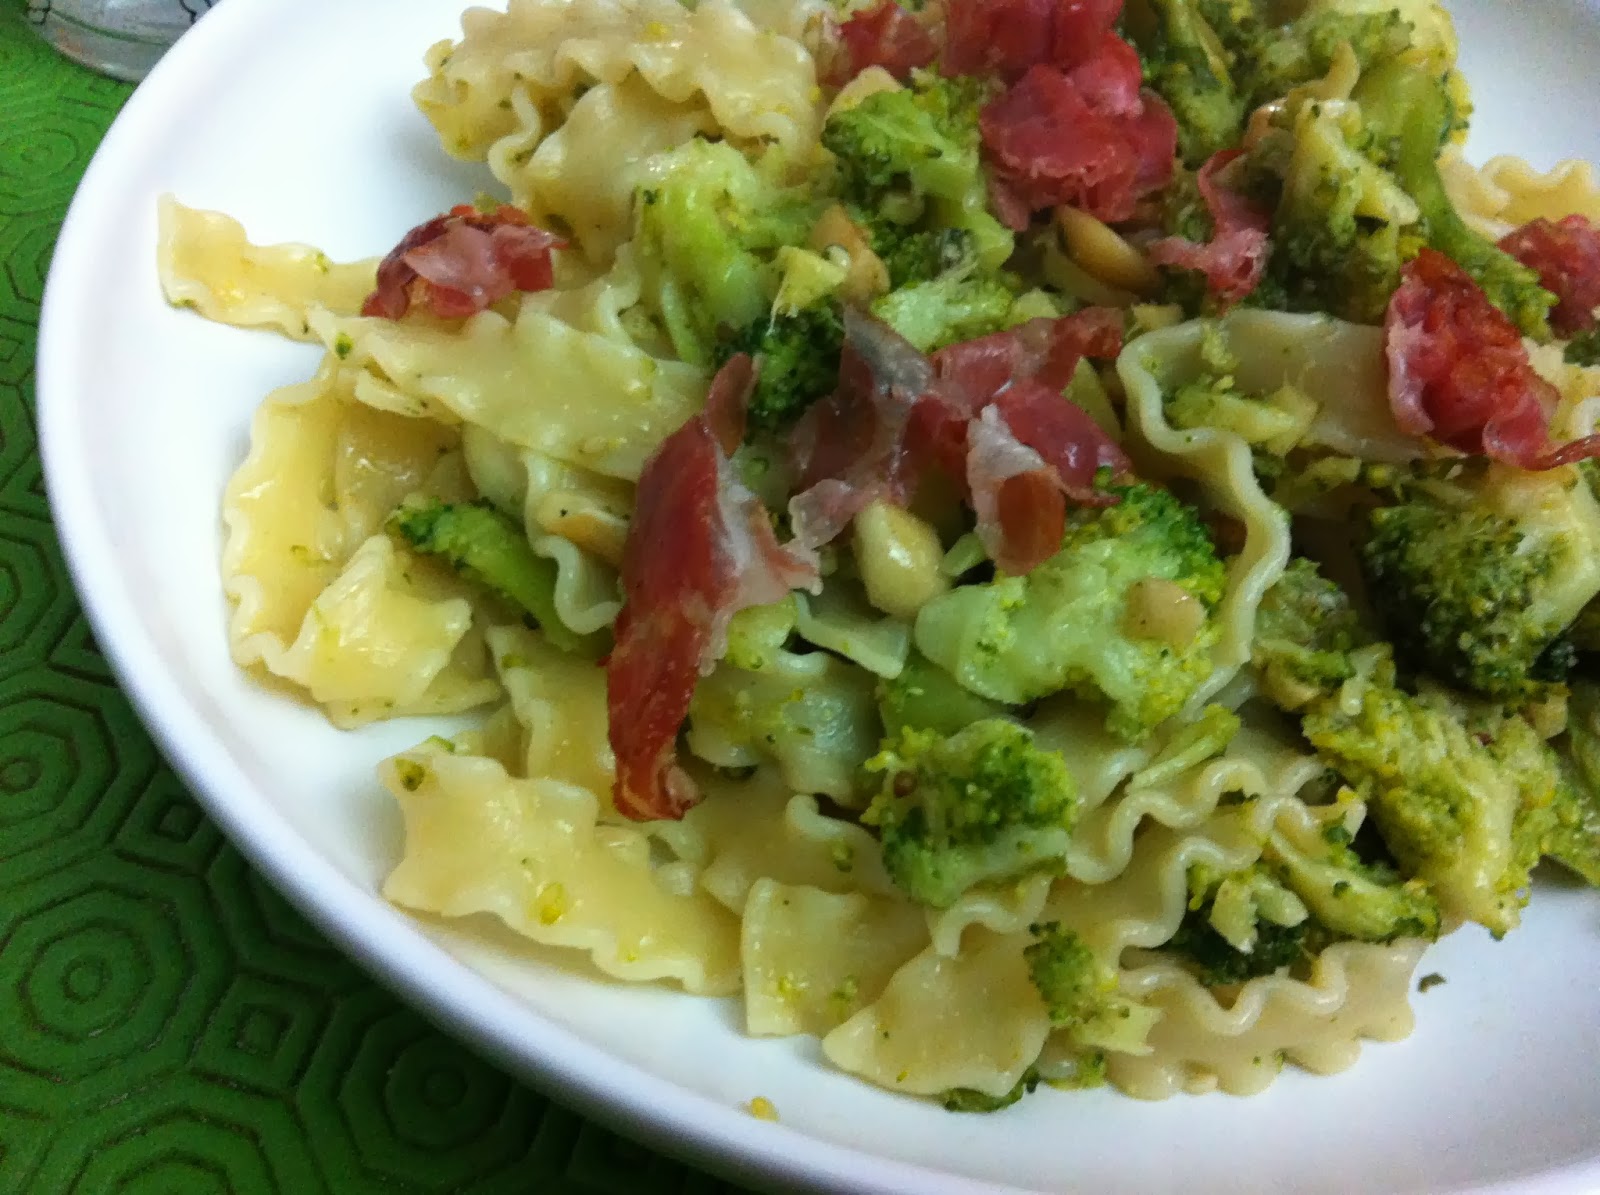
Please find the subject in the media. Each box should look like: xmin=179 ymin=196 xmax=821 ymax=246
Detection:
xmin=26 ymin=0 xmax=216 ymax=82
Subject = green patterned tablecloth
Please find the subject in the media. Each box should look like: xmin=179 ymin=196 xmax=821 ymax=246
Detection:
xmin=0 ymin=13 xmax=751 ymax=1193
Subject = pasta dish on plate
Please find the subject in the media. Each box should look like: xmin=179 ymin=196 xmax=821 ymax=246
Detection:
xmin=157 ymin=0 xmax=1600 ymax=1109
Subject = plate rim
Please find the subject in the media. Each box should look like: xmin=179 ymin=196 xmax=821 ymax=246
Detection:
xmin=30 ymin=2 xmax=1600 ymax=1193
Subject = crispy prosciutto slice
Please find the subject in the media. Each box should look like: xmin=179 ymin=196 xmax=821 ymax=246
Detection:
xmin=787 ymin=310 xmax=939 ymax=549
xmin=828 ymin=0 xmax=938 ymax=85
xmin=361 ymin=204 xmax=563 ymax=320
xmin=933 ymin=306 xmax=1124 ymax=405
xmin=967 ymin=381 xmax=1130 ymax=573
xmin=608 ymin=358 xmax=819 ymax=821
xmin=1498 ymin=214 xmax=1600 ymax=337
xmin=942 ymin=0 xmax=1122 ymax=80
xmin=979 ymin=62 xmax=1177 ymax=227
xmin=787 ymin=309 xmax=1127 ymax=571
xmin=1384 ymin=248 xmax=1600 ymax=470
xmin=1147 ymin=150 xmax=1271 ymax=305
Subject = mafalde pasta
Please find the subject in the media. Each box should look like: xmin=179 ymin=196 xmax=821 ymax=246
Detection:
xmin=167 ymin=0 xmax=1600 ymax=1112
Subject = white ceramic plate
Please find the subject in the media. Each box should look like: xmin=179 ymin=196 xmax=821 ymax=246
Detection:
xmin=37 ymin=2 xmax=1600 ymax=1191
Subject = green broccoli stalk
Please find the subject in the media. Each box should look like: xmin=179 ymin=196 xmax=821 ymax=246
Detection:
xmin=1271 ymin=822 xmax=1442 ymax=943
xmin=633 ymin=139 xmax=826 ymax=366
xmin=877 ymin=650 xmax=1013 ymax=737
xmin=914 ymin=482 xmax=1227 ymax=741
xmin=1358 ymin=463 xmax=1600 ymax=700
xmin=387 ymin=496 xmax=607 ymax=658
xmin=862 ymin=720 xmax=1079 ymax=908
xmin=1353 ymin=60 xmax=1555 ymax=339
xmin=822 ymin=72 xmax=1012 ymax=273
xmin=1302 ymin=650 xmax=1560 ymax=936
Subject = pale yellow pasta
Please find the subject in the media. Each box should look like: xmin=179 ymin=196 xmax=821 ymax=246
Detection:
xmin=382 ymin=743 xmax=743 ymax=994
xmin=486 ymin=624 xmax=615 ymax=794
xmin=1110 ymin=941 xmax=1425 ymax=1098
xmin=822 ymin=928 xmax=1051 ymax=1100
xmin=697 ymin=790 xmax=896 ymax=912
xmin=1441 ymin=148 xmax=1600 ymax=240
xmin=307 ymin=300 xmax=706 ymax=481
xmin=220 ymin=357 xmax=500 ymax=724
xmin=742 ymin=880 xmax=927 ymax=1037
xmin=158 ymin=197 xmax=376 ymax=340
xmin=415 ymin=0 xmax=822 ymax=259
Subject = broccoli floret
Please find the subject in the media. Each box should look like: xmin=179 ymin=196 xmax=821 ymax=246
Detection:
xmin=1241 ymin=9 xmax=1412 ymax=108
xmin=1165 ymin=864 xmax=1312 ymax=985
xmin=868 ymin=270 xmax=1026 ymax=353
xmin=1353 ymin=61 xmax=1555 ymax=339
xmin=1253 ymin=557 xmax=1377 ymax=709
xmin=1302 ymin=651 xmax=1560 ymax=936
xmin=877 ymin=650 xmax=1012 ymax=737
xmin=862 ymin=720 xmax=1079 ymax=908
xmin=387 ymin=496 xmax=607 ymax=657
xmin=1127 ymin=0 xmax=1247 ymax=166
xmin=914 ymin=482 xmax=1227 ymax=741
xmin=941 ymin=1067 xmax=1040 ymax=1113
xmin=1251 ymin=92 xmax=1427 ymax=325
xmin=1565 ymin=329 xmax=1600 ymax=368
xmin=1359 ymin=463 xmax=1600 ymax=700
xmin=822 ymin=72 xmax=1012 ymax=272
xmin=876 ymin=225 xmax=981 ymax=289
xmin=719 ymin=302 xmax=845 ymax=433
xmin=1549 ymin=679 xmax=1600 ymax=884
xmin=1271 ymin=822 xmax=1442 ymax=943
xmin=633 ymin=139 xmax=826 ymax=365
xmin=1024 ymin=923 xmax=1116 ymax=1026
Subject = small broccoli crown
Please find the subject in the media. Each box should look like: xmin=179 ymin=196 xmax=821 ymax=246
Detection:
xmin=1165 ymin=877 xmax=1310 ymax=987
xmin=633 ymin=139 xmax=825 ymax=365
xmin=823 ymin=73 xmax=1012 ymax=272
xmin=822 ymin=73 xmax=991 ymax=203
xmin=1302 ymin=654 xmax=1560 ymax=936
xmin=1243 ymin=87 xmax=1426 ymax=324
xmin=1243 ymin=9 xmax=1412 ymax=108
xmin=1352 ymin=61 xmax=1555 ymax=340
xmin=1253 ymin=557 xmax=1376 ymax=708
xmin=877 ymin=225 xmax=979 ymax=289
xmin=868 ymin=270 xmax=1021 ymax=353
xmin=877 ymin=650 xmax=1011 ymax=738
xmin=862 ymin=720 xmax=1078 ymax=908
xmin=1130 ymin=0 xmax=1247 ymax=166
xmin=914 ymin=482 xmax=1228 ymax=741
xmin=942 ymin=1067 xmax=1040 ymax=1113
xmin=719 ymin=302 xmax=844 ymax=433
xmin=1024 ymin=922 xmax=1119 ymax=1027
xmin=387 ymin=497 xmax=605 ymax=657
xmin=1565 ymin=329 xmax=1600 ymax=368
xmin=1359 ymin=466 xmax=1600 ymax=700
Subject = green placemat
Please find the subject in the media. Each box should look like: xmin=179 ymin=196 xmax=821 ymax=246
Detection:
xmin=0 ymin=14 xmax=753 ymax=1193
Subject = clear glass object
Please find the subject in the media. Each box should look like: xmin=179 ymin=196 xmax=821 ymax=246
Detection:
xmin=26 ymin=0 xmax=216 ymax=83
